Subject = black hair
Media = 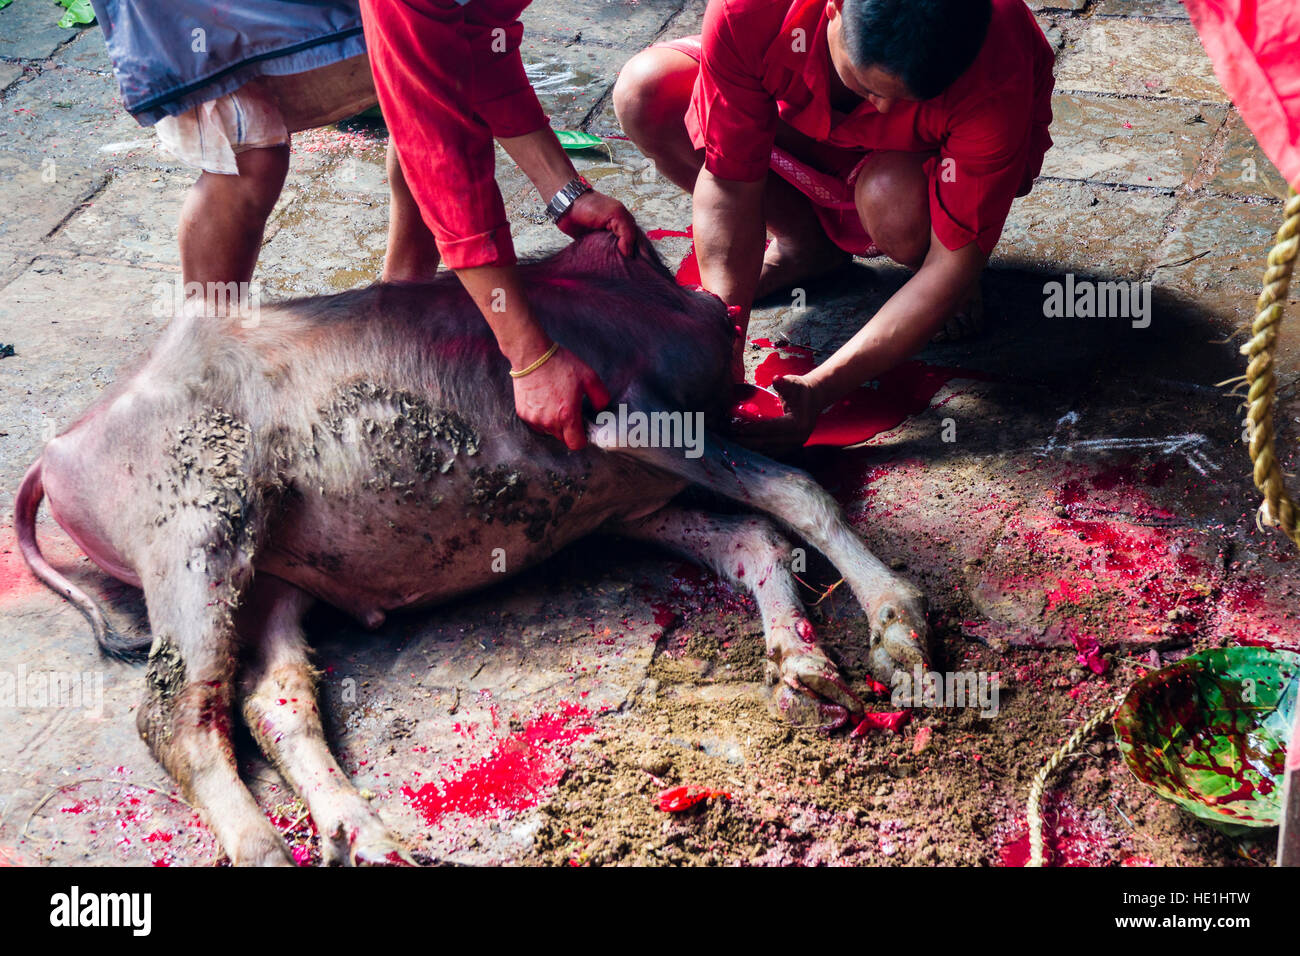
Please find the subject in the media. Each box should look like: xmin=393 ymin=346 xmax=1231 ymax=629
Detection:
xmin=839 ymin=0 xmax=993 ymax=100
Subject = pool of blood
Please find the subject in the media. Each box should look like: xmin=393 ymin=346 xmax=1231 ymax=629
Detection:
xmin=732 ymin=342 xmax=990 ymax=448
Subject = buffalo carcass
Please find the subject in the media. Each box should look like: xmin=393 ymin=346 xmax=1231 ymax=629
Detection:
xmin=14 ymin=231 xmax=928 ymax=865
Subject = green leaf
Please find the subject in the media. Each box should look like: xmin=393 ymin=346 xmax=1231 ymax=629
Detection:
xmin=0 ymin=0 xmax=14 ymax=11
xmin=56 ymin=0 xmax=95 ymax=28
xmin=555 ymin=130 xmax=605 ymax=152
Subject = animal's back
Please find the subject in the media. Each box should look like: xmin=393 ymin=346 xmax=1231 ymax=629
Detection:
xmin=28 ymin=232 xmax=731 ymax=631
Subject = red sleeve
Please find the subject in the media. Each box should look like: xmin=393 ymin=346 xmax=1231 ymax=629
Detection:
xmin=360 ymin=0 xmax=549 ymax=269
xmin=930 ymin=85 xmax=1036 ymax=255
xmin=685 ymin=0 xmax=778 ymax=183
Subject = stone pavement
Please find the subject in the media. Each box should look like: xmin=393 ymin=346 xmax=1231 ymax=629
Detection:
xmin=0 ymin=0 xmax=1297 ymax=866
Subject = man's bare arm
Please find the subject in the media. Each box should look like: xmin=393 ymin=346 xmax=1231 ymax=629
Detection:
xmin=808 ymin=231 xmax=984 ymax=396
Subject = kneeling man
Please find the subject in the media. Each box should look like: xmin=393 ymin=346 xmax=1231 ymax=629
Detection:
xmin=615 ymin=0 xmax=1054 ymax=448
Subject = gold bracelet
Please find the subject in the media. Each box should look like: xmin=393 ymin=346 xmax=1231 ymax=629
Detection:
xmin=508 ymin=342 xmax=559 ymax=378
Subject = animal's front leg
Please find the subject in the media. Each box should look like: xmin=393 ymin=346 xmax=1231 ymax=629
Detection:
xmin=612 ymin=507 xmax=862 ymax=730
xmin=600 ymin=435 xmax=930 ymax=695
xmin=236 ymin=576 xmax=414 ymax=866
xmin=137 ymin=561 xmax=292 ymax=866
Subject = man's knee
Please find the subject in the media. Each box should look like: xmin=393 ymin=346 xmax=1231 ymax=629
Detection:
xmin=855 ymin=152 xmax=930 ymax=269
xmin=227 ymin=144 xmax=290 ymax=221
xmin=614 ymin=48 xmax=693 ymax=140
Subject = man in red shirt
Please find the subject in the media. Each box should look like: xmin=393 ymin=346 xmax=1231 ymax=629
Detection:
xmin=614 ymin=0 xmax=1055 ymax=449
xmin=361 ymin=0 xmax=639 ymax=450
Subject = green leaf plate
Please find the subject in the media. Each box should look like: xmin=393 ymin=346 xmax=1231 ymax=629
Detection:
xmin=1114 ymin=646 xmax=1300 ymax=830
xmin=555 ymin=130 xmax=606 ymax=152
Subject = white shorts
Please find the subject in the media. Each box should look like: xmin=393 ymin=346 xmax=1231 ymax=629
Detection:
xmin=154 ymin=54 xmax=378 ymax=175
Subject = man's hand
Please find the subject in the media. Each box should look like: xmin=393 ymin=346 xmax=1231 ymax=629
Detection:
xmin=558 ymin=190 xmax=638 ymax=255
xmin=512 ymin=344 xmax=612 ymax=450
xmin=731 ymin=373 xmax=820 ymax=455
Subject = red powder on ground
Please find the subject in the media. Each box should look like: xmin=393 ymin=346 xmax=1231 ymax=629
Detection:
xmin=999 ymin=800 xmax=1112 ymax=867
xmin=403 ymin=702 xmax=595 ymax=826
xmin=657 ymin=786 xmax=731 ymax=812
xmin=850 ymin=710 xmax=911 ymax=736
xmin=0 ymin=534 xmax=43 ymax=603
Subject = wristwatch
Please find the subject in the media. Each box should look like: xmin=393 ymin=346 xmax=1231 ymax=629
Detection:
xmin=545 ymin=176 xmax=592 ymax=224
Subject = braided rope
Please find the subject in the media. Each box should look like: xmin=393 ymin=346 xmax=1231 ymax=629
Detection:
xmin=1242 ymin=187 xmax=1300 ymax=548
xmin=1026 ymin=700 xmax=1119 ymax=867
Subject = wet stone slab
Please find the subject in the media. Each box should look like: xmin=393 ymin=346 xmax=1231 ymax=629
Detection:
xmin=1093 ymin=0 xmax=1192 ymax=17
xmin=993 ymin=179 xmax=1177 ymax=278
xmin=47 ymin=168 xmax=191 ymax=267
xmin=52 ymin=25 xmax=112 ymax=74
xmin=0 ymin=258 xmax=168 ymax=486
xmin=0 ymin=151 xmax=108 ymax=270
xmin=1055 ymin=20 xmax=1228 ymax=103
xmin=1041 ymin=93 xmax=1224 ymax=189
xmin=259 ymin=196 xmax=390 ymax=298
xmin=1150 ymin=194 xmax=1297 ymax=330
xmin=522 ymin=39 xmax=629 ymax=131
xmin=522 ymin=0 xmax=687 ymax=52
xmin=0 ymin=61 xmax=24 ymax=93
xmin=1026 ymin=0 xmax=1089 ymax=11
xmin=0 ymin=67 xmax=146 ymax=166
xmin=1207 ymin=110 xmax=1292 ymax=202
xmin=0 ymin=0 xmax=78 ymax=61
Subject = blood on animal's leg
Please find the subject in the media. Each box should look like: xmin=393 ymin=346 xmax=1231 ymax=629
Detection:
xmin=611 ymin=507 xmax=861 ymax=729
xmin=236 ymin=576 xmax=414 ymax=866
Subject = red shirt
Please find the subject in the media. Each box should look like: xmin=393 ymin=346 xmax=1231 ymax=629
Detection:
xmin=361 ymin=0 xmax=549 ymax=269
xmin=686 ymin=0 xmax=1056 ymax=254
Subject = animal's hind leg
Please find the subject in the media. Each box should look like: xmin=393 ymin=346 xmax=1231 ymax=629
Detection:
xmin=236 ymin=575 xmax=414 ymax=866
xmin=611 ymin=506 xmax=862 ymax=729
xmin=137 ymin=563 xmax=293 ymax=866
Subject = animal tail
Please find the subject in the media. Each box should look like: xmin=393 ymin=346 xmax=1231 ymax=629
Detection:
xmin=14 ymin=458 xmax=148 ymax=661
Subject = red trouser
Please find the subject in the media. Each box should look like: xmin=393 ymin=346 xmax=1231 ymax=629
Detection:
xmin=360 ymin=0 xmax=549 ymax=268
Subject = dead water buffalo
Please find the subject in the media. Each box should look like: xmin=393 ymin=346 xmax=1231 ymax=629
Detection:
xmin=14 ymin=231 xmax=928 ymax=865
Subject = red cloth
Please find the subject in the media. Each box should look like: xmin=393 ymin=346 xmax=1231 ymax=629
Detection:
xmin=1184 ymin=0 xmax=1300 ymax=189
xmin=683 ymin=0 xmax=1056 ymax=255
xmin=359 ymin=0 xmax=549 ymax=269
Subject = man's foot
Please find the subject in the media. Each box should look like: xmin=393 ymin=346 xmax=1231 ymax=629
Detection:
xmin=755 ymin=237 xmax=851 ymax=301
xmin=930 ymin=286 xmax=985 ymax=344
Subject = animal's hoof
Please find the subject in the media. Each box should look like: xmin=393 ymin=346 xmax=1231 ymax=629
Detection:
xmin=352 ymin=839 xmax=418 ymax=867
xmin=772 ymin=684 xmax=850 ymax=731
xmin=321 ymin=811 xmax=416 ymax=867
xmin=231 ymin=831 xmax=296 ymax=867
xmin=770 ymin=650 xmax=862 ymax=731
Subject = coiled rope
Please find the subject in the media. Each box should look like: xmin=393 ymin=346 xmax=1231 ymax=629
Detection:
xmin=1242 ymin=187 xmax=1300 ymax=547
xmin=1026 ymin=700 xmax=1119 ymax=867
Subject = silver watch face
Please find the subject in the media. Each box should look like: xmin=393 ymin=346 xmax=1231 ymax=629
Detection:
xmin=547 ymin=178 xmax=592 ymax=222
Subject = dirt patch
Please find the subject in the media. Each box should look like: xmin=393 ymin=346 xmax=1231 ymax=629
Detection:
xmin=531 ymin=617 xmax=1275 ymax=866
